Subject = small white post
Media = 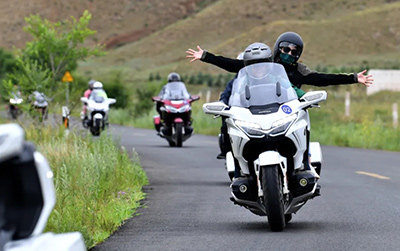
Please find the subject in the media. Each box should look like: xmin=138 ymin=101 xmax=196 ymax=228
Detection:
xmin=345 ymin=92 xmax=351 ymax=117
xmin=393 ymin=103 xmax=398 ymax=129
xmin=206 ymin=90 xmax=211 ymax=103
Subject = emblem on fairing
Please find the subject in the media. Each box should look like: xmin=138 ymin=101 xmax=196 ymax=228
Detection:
xmin=281 ymin=105 xmax=292 ymax=114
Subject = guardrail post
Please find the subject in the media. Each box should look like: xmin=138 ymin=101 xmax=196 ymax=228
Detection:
xmin=345 ymin=92 xmax=350 ymax=117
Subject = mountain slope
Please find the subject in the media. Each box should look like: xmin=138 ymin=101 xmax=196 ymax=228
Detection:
xmin=1 ymin=0 xmax=399 ymax=82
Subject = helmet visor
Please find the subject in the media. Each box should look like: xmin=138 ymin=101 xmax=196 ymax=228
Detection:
xmin=279 ymin=42 xmax=302 ymax=57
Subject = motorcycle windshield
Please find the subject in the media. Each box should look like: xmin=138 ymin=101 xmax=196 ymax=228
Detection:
xmin=35 ymin=93 xmax=46 ymax=103
xmin=228 ymin=63 xmax=298 ymax=108
xmin=90 ymin=90 xmax=108 ymax=103
xmin=162 ymin=82 xmax=190 ymax=100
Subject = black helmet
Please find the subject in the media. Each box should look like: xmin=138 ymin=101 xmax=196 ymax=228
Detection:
xmin=243 ymin=42 xmax=273 ymax=66
xmin=273 ymin=32 xmax=303 ymax=63
xmin=167 ymin=72 xmax=181 ymax=82
xmin=88 ymin=79 xmax=96 ymax=90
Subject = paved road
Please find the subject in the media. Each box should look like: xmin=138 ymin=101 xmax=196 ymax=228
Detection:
xmin=90 ymin=125 xmax=400 ymax=251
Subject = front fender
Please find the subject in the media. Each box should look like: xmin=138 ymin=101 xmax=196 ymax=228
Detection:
xmin=253 ymin=151 xmax=289 ymax=197
xmin=254 ymin=151 xmax=286 ymax=167
xmin=93 ymin=113 xmax=103 ymax=120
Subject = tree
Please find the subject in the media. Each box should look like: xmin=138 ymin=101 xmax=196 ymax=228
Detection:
xmin=2 ymin=10 xmax=104 ymax=101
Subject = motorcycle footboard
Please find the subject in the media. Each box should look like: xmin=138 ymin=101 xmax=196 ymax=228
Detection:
xmin=285 ymin=183 xmax=317 ymax=215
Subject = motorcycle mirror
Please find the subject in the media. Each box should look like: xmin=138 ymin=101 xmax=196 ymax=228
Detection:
xmin=80 ymin=97 xmax=88 ymax=103
xmin=108 ymin=98 xmax=116 ymax=105
xmin=190 ymin=95 xmax=200 ymax=101
xmin=245 ymin=85 xmax=251 ymax=100
xmin=152 ymin=96 xmax=161 ymax=102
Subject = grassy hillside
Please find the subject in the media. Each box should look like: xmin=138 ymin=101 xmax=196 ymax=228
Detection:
xmin=77 ymin=0 xmax=400 ymax=83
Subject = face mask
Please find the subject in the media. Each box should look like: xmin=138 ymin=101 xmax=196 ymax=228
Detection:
xmin=279 ymin=53 xmax=296 ymax=64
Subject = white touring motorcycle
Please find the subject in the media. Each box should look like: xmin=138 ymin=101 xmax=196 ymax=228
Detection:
xmin=203 ymin=62 xmax=327 ymax=231
xmin=81 ymin=89 xmax=116 ymax=136
xmin=0 ymin=124 xmax=86 ymax=251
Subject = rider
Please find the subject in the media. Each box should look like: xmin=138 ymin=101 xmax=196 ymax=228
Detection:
xmin=81 ymin=79 xmax=96 ymax=122
xmin=186 ymin=32 xmax=374 ymax=176
xmin=217 ymin=50 xmax=305 ymax=159
xmin=157 ymin=72 xmax=193 ymax=136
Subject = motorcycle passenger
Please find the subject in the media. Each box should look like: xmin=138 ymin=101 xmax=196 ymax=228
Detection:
xmin=217 ymin=52 xmax=243 ymax=159
xmin=81 ymin=79 xmax=96 ymax=123
xmin=157 ymin=72 xmax=193 ymax=136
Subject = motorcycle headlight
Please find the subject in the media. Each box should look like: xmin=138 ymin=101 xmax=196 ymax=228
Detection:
xmin=165 ymin=105 xmax=177 ymax=113
xmin=234 ymin=120 xmax=265 ymax=138
xmin=177 ymin=104 xmax=190 ymax=113
xmin=268 ymin=113 xmax=297 ymax=136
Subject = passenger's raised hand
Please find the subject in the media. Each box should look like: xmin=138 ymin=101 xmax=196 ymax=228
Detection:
xmin=186 ymin=46 xmax=204 ymax=62
xmin=357 ymin=70 xmax=374 ymax=87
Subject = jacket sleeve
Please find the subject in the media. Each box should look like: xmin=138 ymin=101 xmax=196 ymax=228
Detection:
xmin=201 ymin=51 xmax=245 ymax=73
xmin=297 ymin=63 xmax=358 ymax=87
xmin=219 ymin=76 xmax=236 ymax=105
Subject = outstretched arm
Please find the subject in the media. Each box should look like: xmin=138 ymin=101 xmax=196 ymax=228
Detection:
xmin=186 ymin=45 xmax=245 ymax=73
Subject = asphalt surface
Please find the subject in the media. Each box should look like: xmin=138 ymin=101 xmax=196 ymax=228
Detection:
xmin=90 ymin=125 xmax=400 ymax=251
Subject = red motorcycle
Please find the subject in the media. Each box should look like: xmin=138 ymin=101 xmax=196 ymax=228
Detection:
xmin=152 ymin=82 xmax=200 ymax=147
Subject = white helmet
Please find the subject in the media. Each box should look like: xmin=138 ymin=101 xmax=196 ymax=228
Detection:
xmin=93 ymin=81 xmax=103 ymax=89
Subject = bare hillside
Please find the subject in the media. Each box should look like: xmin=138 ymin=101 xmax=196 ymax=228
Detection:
xmin=1 ymin=0 xmax=399 ymax=82
xmin=78 ymin=0 xmax=400 ymax=81
xmin=0 ymin=0 xmax=214 ymax=49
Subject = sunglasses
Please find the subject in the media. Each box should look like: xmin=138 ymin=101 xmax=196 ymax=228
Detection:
xmin=279 ymin=42 xmax=301 ymax=57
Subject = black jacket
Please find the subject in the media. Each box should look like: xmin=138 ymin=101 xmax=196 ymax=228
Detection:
xmin=201 ymin=51 xmax=358 ymax=89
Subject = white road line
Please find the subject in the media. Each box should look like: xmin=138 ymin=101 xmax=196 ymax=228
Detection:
xmin=356 ymin=171 xmax=391 ymax=180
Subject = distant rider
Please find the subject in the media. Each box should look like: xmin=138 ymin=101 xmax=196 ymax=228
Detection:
xmin=81 ymin=79 xmax=96 ymax=124
xmin=157 ymin=72 xmax=193 ymax=136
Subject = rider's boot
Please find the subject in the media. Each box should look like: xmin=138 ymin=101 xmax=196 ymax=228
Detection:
xmin=301 ymin=157 xmax=320 ymax=179
xmin=216 ymin=152 xmax=226 ymax=159
xmin=184 ymin=125 xmax=193 ymax=135
xmin=162 ymin=126 xmax=172 ymax=136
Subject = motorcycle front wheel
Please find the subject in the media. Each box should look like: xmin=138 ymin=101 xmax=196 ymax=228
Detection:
xmin=175 ymin=123 xmax=183 ymax=147
xmin=9 ymin=106 xmax=18 ymax=119
xmin=91 ymin=119 xmax=101 ymax=136
xmin=262 ymin=165 xmax=285 ymax=231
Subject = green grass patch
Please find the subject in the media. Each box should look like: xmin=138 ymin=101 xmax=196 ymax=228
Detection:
xmin=23 ymin=125 xmax=148 ymax=248
xmin=112 ymin=86 xmax=400 ymax=152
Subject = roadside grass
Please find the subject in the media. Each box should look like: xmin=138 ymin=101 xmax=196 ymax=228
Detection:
xmin=23 ymin=125 xmax=148 ymax=248
xmin=307 ymin=86 xmax=400 ymax=151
